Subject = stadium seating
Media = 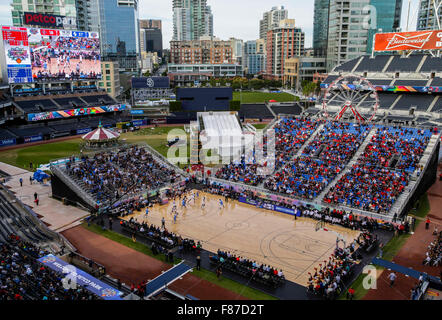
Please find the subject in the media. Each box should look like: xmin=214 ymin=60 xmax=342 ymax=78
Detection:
xmin=7 ymin=125 xmax=54 ymax=138
xmin=264 ymin=122 xmax=371 ymax=199
xmin=65 ymin=146 xmax=181 ymax=204
xmin=385 ymin=55 xmax=425 ymax=73
xmin=334 ymin=57 xmax=361 ymax=72
xmin=0 ymin=128 xmax=17 ymax=140
xmin=354 ymin=55 xmax=392 ymax=73
xmin=420 ymin=56 xmax=442 ymax=73
xmin=81 ymin=95 xmax=116 ymax=106
xmin=323 ymin=126 xmax=432 ymax=213
xmin=429 ymin=77 xmax=442 ymax=87
xmin=392 ymin=94 xmax=435 ymax=111
xmin=378 ymin=93 xmax=399 ymax=109
xmin=53 ymin=97 xmax=86 ymax=109
xmin=393 ymin=80 xmax=429 ymax=87
xmin=239 ymin=104 xmax=274 ymax=119
xmin=15 ymin=99 xmax=59 ymax=113
xmin=269 ymin=104 xmax=302 ymax=116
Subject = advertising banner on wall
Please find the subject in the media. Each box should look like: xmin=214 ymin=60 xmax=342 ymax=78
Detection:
xmin=27 ymin=104 xmax=126 ymax=121
xmin=374 ymin=30 xmax=442 ymax=52
xmin=0 ymin=138 xmax=16 ymax=147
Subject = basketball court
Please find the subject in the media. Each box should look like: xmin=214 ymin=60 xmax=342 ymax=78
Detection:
xmin=123 ymin=190 xmax=361 ymax=286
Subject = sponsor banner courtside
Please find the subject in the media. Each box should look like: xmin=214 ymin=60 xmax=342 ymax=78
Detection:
xmin=38 ymin=254 xmax=123 ymax=300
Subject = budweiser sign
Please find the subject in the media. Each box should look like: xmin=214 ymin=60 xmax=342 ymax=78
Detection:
xmin=375 ymin=30 xmax=442 ymax=52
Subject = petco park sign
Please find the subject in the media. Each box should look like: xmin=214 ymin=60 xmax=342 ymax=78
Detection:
xmin=23 ymin=12 xmax=76 ymax=29
xmin=374 ymin=30 xmax=442 ymax=52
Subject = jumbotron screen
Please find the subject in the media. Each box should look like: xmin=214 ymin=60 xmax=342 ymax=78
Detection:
xmin=1 ymin=25 xmax=101 ymax=83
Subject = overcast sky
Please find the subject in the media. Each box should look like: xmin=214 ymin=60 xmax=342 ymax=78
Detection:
xmin=0 ymin=0 xmax=422 ymax=49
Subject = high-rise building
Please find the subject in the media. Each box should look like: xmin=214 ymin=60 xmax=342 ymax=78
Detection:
xmin=99 ymin=61 xmax=121 ymax=98
xmin=141 ymin=28 xmax=163 ymax=58
xmin=10 ymin=0 xmax=78 ymax=28
xmin=76 ymin=0 xmax=100 ymax=32
xmin=259 ymin=6 xmax=289 ymax=41
xmin=173 ymin=0 xmax=212 ymax=41
xmin=326 ymin=0 xmax=402 ymax=72
xmin=417 ymin=0 xmax=442 ymax=30
xmin=265 ymin=19 xmax=305 ymax=79
xmin=98 ymin=0 xmax=140 ymax=72
xmin=243 ymin=40 xmax=266 ymax=75
xmin=140 ymin=19 xmax=162 ymax=30
xmin=170 ymin=38 xmax=233 ymax=64
xmin=205 ymin=6 xmax=214 ymax=38
xmin=229 ymin=38 xmax=243 ymax=65
xmin=313 ymin=0 xmax=330 ymax=57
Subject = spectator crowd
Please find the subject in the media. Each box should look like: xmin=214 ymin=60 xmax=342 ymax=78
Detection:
xmin=0 ymin=235 xmax=98 ymax=300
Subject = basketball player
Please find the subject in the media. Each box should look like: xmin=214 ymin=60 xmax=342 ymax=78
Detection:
xmin=145 ymin=207 xmax=149 ymax=218
xmin=173 ymin=212 xmax=178 ymax=224
xmin=201 ymin=196 xmax=206 ymax=209
xmin=219 ymin=199 xmax=224 ymax=209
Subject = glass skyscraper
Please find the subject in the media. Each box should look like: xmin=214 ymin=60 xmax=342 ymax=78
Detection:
xmin=98 ymin=0 xmax=140 ymax=71
xmin=326 ymin=0 xmax=402 ymax=71
xmin=366 ymin=0 xmax=402 ymax=53
xmin=313 ymin=0 xmax=330 ymax=57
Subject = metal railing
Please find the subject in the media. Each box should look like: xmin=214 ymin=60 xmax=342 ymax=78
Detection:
xmin=50 ymin=164 xmax=98 ymax=208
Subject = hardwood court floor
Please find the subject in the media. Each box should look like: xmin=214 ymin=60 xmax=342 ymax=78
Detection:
xmin=123 ymin=190 xmax=360 ymax=286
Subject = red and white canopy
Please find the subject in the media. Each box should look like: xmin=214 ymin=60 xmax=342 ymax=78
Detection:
xmin=82 ymin=126 xmax=120 ymax=141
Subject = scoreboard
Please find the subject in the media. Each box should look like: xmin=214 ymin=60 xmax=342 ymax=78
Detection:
xmin=1 ymin=26 xmax=33 ymax=83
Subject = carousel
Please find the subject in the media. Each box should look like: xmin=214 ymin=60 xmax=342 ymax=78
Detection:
xmin=81 ymin=123 xmax=121 ymax=149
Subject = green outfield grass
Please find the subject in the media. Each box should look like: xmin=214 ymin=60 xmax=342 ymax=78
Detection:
xmin=252 ymin=124 xmax=268 ymax=130
xmin=83 ymin=223 xmax=278 ymax=300
xmin=233 ymin=91 xmax=298 ymax=104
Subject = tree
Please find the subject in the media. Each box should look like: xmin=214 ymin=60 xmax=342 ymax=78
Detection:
xmin=301 ymin=81 xmax=317 ymax=97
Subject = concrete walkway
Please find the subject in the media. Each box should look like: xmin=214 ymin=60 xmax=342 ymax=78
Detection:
xmin=0 ymin=161 xmax=89 ymax=232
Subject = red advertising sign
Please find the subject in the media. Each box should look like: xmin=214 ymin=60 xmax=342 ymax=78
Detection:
xmin=374 ymin=30 xmax=442 ymax=52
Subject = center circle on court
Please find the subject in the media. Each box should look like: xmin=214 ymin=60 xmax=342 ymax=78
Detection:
xmin=225 ymin=221 xmax=250 ymax=230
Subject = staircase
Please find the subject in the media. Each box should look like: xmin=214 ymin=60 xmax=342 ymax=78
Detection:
xmin=315 ymin=126 xmax=377 ymax=203
xmin=294 ymin=124 xmax=325 ymax=158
